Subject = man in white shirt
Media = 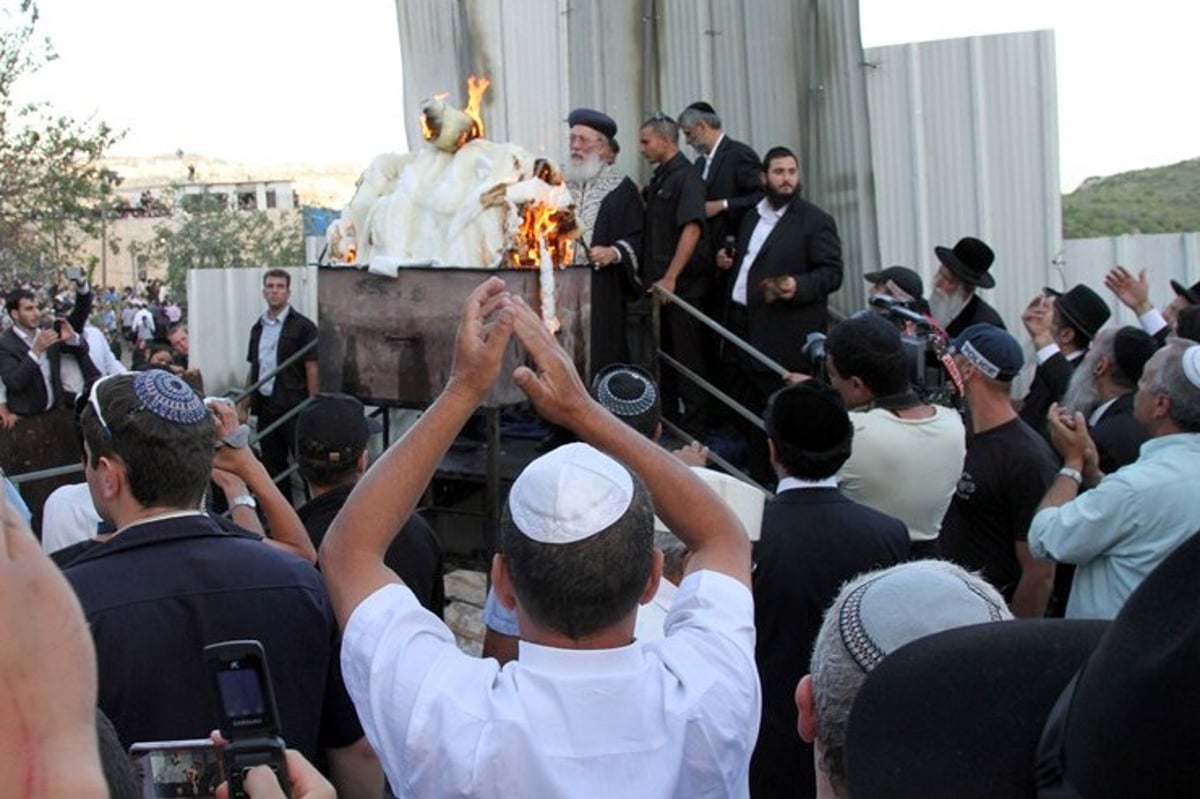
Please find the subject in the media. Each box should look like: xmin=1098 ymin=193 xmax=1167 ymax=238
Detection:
xmin=824 ymin=313 xmax=965 ymax=558
xmin=321 ymin=281 xmax=760 ymax=798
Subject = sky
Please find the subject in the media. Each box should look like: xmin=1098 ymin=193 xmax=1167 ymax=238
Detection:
xmin=16 ymin=0 xmax=1200 ymax=192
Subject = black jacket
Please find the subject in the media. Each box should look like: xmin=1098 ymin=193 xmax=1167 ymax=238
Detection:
xmin=246 ymin=307 xmax=318 ymax=413
xmin=0 ymin=288 xmax=97 ymax=415
xmin=727 ymin=195 xmax=843 ymax=372
xmin=697 ymin=136 xmax=762 ymax=257
xmin=751 ymin=487 xmax=910 ymax=798
xmin=945 ymin=293 xmax=1005 ymax=338
xmin=1090 ymin=392 xmax=1149 ymax=474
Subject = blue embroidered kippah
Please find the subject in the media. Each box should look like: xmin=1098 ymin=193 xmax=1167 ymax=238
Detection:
xmin=593 ymin=365 xmax=657 ymax=418
xmin=132 ymin=370 xmax=207 ymax=425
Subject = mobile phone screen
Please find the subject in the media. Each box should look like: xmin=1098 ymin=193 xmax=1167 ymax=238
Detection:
xmin=217 ymin=666 xmax=267 ymax=726
xmin=130 ymin=740 xmax=223 ymax=799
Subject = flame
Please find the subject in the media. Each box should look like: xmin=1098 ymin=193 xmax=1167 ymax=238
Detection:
xmin=345 ymin=244 xmax=357 ymax=264
xmin=507 ymin=202 xmax=576 ymax=268
xmin=464 ymin=75 xmax=490 ymax=140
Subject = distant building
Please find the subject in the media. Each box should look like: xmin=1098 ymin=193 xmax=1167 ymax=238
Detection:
xmin=79 ymin=178 xmax=299 ymax=290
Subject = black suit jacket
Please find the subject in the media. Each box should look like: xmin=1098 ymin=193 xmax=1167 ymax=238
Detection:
xmin=1019 ymin=350 xmax=1080 ymax=438
xmin=728 ymin=195 xmax=843 ymax=371
xmin=750 ymin=487 xmax=910 ymax=799
xmin=697 ymin=136 xmax=762 ymax=254
xmin=1090 ymin=392 xmax=1149 ymax=474
xmin=0 ymin=288 xmax=96 ymax=414
xmin=945 ymin=293 xmax=1005 ymax=338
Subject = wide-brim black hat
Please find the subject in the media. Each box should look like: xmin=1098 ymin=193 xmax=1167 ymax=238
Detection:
xmin=1054 ymin=283 xmax=1111 ymax=339
xmin=844 ymin=528 xmax=1200 ymax=798
xmin=1170 ymin=278 xmax=1200 ymax=305
xmin=935 ymin=236 xmax=996 ymax=289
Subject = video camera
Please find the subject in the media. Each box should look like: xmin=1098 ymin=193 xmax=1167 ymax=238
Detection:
xmin=867 ymin=295 xmax=957 ymax=406
xmin=803 ymin=298 xmax=959 ymax=407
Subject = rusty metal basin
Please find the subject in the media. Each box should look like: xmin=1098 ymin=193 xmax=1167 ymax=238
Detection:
xmin=317 ymin=266 xmax=591 ymax=407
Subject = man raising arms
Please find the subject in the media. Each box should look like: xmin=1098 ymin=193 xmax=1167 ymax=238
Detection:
xmin=321 ymin=278 xmax=759 ymax=797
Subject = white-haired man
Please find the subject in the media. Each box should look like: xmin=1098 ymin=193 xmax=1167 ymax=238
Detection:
xmin=1031 ymin=339 xmax=1200 ymax=618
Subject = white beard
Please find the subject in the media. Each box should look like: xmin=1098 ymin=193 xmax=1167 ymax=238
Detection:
xmin=930 ymin=285 xmax=972 ymax=327
xmin=564 ymin=152 xmax=604 ymax=184
xmin=1061 ymin=348 xmax=1104 ymax=416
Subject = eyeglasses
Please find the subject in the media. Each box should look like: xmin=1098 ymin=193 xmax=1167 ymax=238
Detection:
xmin=87 ymin=373 xmax=121 ymax=438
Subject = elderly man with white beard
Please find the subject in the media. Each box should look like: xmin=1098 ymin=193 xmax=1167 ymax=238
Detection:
xmin=1060 ymin=326 xmax=1158 ymax=474
xmin=565 ymin=108 xmax=645 ymax=376
xmin=929 ymin=236 xmax=1005 ymax=337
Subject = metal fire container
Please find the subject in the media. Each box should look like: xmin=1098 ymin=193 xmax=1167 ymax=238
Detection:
xmin=317 ymin=265 xmax=591 ymax=407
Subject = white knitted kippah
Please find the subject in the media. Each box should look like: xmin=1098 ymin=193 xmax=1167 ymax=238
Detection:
xmin=838 ymin=560 xmax=1010 ymax=673
xmin=1182 ymin=345 xmax=1200 ymax=389
xmin=508 ymin=442 xmax=634 ymax=545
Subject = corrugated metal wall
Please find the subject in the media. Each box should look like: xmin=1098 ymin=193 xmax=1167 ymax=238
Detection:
xmin=189 ymin=266 xmax=318 ymax=395
xmin=1063 ymin=233 xmax=1200 ymax=326
xmin=392 ymin=0 xmax=878 ymax=314
xmin=865 ymin=30 xmax=1061 ymax=331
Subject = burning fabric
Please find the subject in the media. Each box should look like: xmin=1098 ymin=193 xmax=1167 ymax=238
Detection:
xmin=326 ymin=77 xmax=579 ymax=276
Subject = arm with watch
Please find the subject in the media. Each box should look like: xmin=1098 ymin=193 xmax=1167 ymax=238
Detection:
xmin=209 ymin=400 xmax=317 ymax=564
xmin=1027 ymin=403 xmax=1130 ymax=568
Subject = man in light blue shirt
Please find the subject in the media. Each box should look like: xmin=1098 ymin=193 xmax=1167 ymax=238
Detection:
xmin=1029 ymin=339 xmax=1200 ymax=618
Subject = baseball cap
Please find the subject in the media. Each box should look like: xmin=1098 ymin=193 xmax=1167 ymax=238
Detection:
xmin=862 ymin=266 xmax=924 ymax=301
xmin=951 ymin=323 xmax=1023 ymax=381
xmin=296 ymin=392 xmax=382 ymax=466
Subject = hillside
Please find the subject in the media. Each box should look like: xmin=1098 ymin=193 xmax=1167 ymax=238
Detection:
xmin=1063 ymin=158 xmax=1200 ymax=239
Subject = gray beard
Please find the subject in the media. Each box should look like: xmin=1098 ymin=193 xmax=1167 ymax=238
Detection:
xmin=564 ymin=154 xmax=604 ymax=184
xmin=1060 ymin=349 xmax=1104 ymax=416
xmin=930 ymin=286 xmax=972 ymax=327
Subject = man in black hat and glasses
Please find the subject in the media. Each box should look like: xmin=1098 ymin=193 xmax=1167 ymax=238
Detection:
xmin=930 ymin=236 xmax=1005 ymax=337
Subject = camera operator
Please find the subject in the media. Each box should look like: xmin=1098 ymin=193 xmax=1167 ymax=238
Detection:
xmin=823 ymin=313 xmax=966 ymax=558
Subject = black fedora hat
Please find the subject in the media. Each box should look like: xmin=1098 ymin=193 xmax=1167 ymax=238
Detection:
xmin=1054 ymin=283 xmax=1111 ymax=340
xmin=1170 ymin=278 xmax=1200 ymax=305
xmin=844 ymin=527 xmax=1200 ymax=798
xmin=935 ymin=237 xmax=996 ymax=289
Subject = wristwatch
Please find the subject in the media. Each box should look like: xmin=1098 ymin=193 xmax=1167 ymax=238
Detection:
xmin=1057 ymin=466 xmax=1083 ymax=484
xmin=228 ymin=494 xmax=258 ymax=510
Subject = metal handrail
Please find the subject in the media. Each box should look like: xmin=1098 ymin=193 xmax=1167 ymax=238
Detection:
xmin=231 ymin=337 xmax=319 ymax=407
xmin=5 ymin=337 xmax=320 ymax=486
xmin=651 ymin=285 xmax=789 ymax=378
xmin=660 ymin=418 xmax=774 ymax=497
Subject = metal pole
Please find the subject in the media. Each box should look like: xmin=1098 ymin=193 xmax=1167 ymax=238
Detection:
xmin=658 ymin=351 xmax=766 ymax=432
xmin=651 ymin=284 xmax=790 ymax=377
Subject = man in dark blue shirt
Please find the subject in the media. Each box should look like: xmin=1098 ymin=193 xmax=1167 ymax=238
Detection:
xmin=65 ymin=370 xmax=381 ymax=797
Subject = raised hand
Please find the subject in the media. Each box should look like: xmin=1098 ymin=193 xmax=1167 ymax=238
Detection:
xmin=446 ymin=276 xmax=514 ymax=403
xmin=1103 ymin=266 xmax=1152 ymax=314
xmin=510 ymin=296 xmax=596 ymax=428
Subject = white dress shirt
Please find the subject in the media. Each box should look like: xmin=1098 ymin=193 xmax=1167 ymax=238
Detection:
xmin=701 ymin=133 xmax=725 ymax=182
xmin=342 ymin=570 xmax=760 ymax=798
xmin=732 ymin=198 xmax=787 ymax=306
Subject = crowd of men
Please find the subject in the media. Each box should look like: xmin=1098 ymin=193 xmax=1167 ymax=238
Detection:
xmin=1 ymin=102 xmax=1199 ymax=799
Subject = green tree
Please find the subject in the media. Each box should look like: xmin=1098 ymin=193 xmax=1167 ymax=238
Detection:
xmin=142 ymin=189 xmax=304 ymax=298
xmin=0 ymin=1 xmax=123 ymax=281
